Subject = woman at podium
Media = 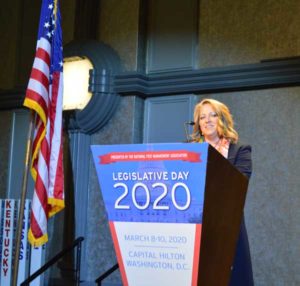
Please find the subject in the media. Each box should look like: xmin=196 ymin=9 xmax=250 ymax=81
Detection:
xmin=191 ymin=98 xmax=254 ymax=286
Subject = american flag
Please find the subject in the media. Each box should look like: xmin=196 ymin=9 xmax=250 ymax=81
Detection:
xmin=23 ymin=0 xmax=64 ymax=246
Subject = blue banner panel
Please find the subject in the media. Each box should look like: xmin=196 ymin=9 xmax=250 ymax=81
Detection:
xmin=91 ymin=143 xmax=208 ymax=224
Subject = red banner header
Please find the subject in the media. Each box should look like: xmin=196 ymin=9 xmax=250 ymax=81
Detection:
xmin=99 ymin=150 xmax=201 ymax=164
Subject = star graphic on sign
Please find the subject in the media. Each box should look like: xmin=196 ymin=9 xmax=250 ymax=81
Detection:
xmin=47 ymin=32 xmax=52 ymax=38
xmin=48 ymin=4 xmax=53 ymax=10
xmin=44 ymin=22 xmax=50 ymax=28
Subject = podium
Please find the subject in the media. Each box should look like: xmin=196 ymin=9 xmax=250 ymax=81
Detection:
xmin=91 ymin=143 xmax=249 ymax=286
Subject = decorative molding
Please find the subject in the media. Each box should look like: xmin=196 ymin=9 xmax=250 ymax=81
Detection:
xmin=0 ymin=41 xmax=122 ymax=135
xmin=60 ymin=40 xmax=122 ymax=134
xmin=2 ymin=58 xmax=300 ymax=110
xmin=114 ymin=58 xmax=300 ymax=98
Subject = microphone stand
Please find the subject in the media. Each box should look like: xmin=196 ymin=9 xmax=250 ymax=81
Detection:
xmin=184 ymin=121 xmax=195 ymax=142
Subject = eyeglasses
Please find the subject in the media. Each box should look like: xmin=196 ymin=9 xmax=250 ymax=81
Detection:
xmin=199 ymin=112 xmax=218 ymax=121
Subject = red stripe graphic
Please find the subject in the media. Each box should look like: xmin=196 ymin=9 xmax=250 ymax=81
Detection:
xmin=192 ymin=224 xmax=202 ymax=286
xmin=99 ymin=150 xmax=202 ymax=164
xmin=109 ymin=222 xmax=129 ymax=286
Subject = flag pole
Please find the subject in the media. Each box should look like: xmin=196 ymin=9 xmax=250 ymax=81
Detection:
xmin=12 ymin=1 xmax=65 ymax=282
xmin=12 ymin=110 xmax=35 ymax=286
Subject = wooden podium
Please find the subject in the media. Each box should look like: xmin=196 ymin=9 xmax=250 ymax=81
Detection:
xmin=91 ymin=143 xmax=249 ymax=286
xmin=198 ymin=145 xmax=249 ymax=286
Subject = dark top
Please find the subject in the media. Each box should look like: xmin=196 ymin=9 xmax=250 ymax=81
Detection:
xmin=228 ymin=143 xmax=254 ymax=286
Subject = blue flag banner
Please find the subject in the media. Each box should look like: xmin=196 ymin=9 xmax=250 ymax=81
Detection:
xmin=91 ymin=143 xmax=209 ymax=286
xmin=91 ymin=143 xmax=208 ymax=223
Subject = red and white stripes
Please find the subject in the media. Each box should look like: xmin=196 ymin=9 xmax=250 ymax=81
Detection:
xmin=24 ymin=33 xmax=64 ymax=246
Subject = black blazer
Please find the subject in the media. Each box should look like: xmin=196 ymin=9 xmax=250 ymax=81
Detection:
xmin=228 ymin=142 xmax=254 ymax=286
xmin=228 ymin=143 xmax=252 ymax=179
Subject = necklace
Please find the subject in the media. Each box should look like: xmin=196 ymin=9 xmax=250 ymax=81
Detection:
xmin=208 ymin=138 xmax=229 ymax=158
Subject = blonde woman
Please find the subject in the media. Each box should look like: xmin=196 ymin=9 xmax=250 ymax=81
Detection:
xmin=192 ymin=98 xmax=252 ymax=178
xmin=192 ymin=98 xmax=253 ymax=286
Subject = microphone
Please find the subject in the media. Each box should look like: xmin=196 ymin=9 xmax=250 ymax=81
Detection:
xmin=184 ymin=121 xmax=195 ymax=142
xmin=185 ymin=121 xmax=195 ymax=126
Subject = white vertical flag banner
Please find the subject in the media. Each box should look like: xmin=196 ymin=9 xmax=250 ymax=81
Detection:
xmin=0 ymin=200 xmax=15 ymax=285
xmin=17 ymin=200 xmax=31 ymax=285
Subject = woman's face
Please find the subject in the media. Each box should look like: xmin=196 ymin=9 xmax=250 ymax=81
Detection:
xmin=199 ymin=103 xmax=219 ymax=140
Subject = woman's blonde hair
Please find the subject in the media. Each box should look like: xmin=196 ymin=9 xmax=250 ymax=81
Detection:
xmin=191 ymin=98 xmax=238 ymax=143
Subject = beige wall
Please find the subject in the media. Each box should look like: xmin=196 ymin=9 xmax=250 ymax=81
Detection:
xmin=199 ymin=89 xmax=300 ymax=285
xmin=197 ymin=2 xmax=300 ymax=284
xmin=0 ymin=0 xmax=76 ymax=90
xmin=2 ymin=0 xmax=300 ymax=87
xmin=199 ymin=0 xmax=300 ymax=67
xmin=0 ymin=0 xmax=23 ymax=89
xmin=61 ymin=0 xmax=77 ymax=45
xmin=98 ymin=0 xmax=140 ymax=71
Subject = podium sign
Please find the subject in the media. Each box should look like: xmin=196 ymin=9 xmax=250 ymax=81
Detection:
xmin=91 ymin=143 xmax=210 ymax=286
